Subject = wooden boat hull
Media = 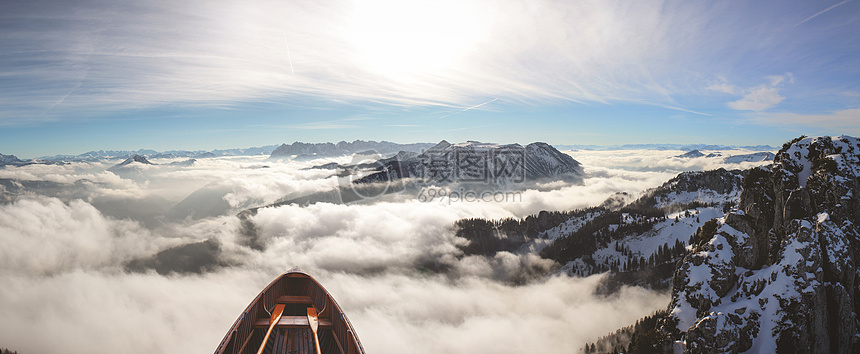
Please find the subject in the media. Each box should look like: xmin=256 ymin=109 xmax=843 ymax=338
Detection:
xmin=215 ymin=268 xmax=365 ymax=354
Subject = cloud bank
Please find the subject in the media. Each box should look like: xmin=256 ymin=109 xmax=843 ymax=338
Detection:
xmin=0 ymin=151 xmax=771 ymax=353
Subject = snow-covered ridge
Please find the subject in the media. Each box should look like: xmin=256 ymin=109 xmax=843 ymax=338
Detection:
xmin=631 ymin=168 xmax=745 ymax=209
xmin=450 ymin=141 xmax=505 ymax=149
xmin=776 ymin=135 xmax=860 ymax=188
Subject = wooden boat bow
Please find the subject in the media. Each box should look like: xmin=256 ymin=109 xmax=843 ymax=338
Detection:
xmin=215 ymin=268 xmax=365 ymax=354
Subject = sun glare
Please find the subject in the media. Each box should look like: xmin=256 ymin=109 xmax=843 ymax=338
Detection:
xmin=345 ymin=0 xmax=482 ymax=76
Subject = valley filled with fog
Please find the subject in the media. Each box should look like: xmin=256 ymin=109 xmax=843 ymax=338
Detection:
xmin=0 ymin=148 xmax=773 ymax=353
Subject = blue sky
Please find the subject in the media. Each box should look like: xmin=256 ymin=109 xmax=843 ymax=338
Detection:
xmin=1 ymin=0 xmax=859 ymax=158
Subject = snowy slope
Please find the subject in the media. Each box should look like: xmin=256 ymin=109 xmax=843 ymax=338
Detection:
xmin=625 ymin=208 xmax=724 ymax=258
xmin=544 ymin=168 xmax=746 ymax=278
xmin=559 ymin=206 xmax=733 ymax=277
xmin=539 ymin=210 xmax=602 ymax=241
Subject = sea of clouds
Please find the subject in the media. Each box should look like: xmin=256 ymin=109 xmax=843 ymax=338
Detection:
xmin=0 ymin=149 xmax=770 ymax=353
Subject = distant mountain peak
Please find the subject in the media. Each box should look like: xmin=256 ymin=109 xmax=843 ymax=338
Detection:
xmin=108 ymin=155 xmax=156 ymax=171
xmin=426 ymin=140 xmax=451 ymax=152
xmin=676 ymin=149 xmax=705 ymax=158
xmin=133 ymin=155 xmax=152 ymax=164
xmin=124 ymin=155 xmax=154 ymax=165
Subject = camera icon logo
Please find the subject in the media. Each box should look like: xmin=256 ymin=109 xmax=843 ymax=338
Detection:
xmin=336 ymin=150 xmax=407 ymax=204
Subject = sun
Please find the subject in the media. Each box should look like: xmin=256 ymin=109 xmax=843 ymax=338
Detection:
xmin=345 ymin=0 xmax=482 ymax=76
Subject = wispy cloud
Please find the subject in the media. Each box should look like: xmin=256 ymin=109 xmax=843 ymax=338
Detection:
xmin=276 ymin=116 xmax=375 ymax=130
xmin=288 ymin=123 xmax=355 ymax=130
xmin=728 ymin=86 xmax=786 ymax=111
xmin=447 ymin=123 xmax=502 ymax=132
xmin=1 ymin=0 xmax=857 ymax=132
xmin=752 ymin=108 xmax=860 ymax=130
xmin=706 ymin=82 xmax=737 ymax=95
xmin=0 ymin=0 xmax=734 ymax=122
xmin=795 ymin=0 xmax=850 ymax=27
xmin=713 ymin=73 xmax=794 ymax=112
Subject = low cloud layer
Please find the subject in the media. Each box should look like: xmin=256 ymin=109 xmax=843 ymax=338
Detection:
xmin=0 ymin=268 xmax=666 ymax=353
xmin=327 ymin=273 xmax=666 ymax=353
xmin=569 ymin=149 xmax=774 ymax=173
xmin=0 ymin=150 xmax=767 ymax=353
xmin=0 ymin=197 xmax=166 ymax=275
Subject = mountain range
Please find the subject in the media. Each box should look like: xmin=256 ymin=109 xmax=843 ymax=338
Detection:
xmin=3 ymin=141 xmax=431 ymax=164
xmin=351 ymin=140 xmax=584 ymax=185
xmin=0 ymin=153 xmax=65 ymax=167
xmin=269 ymin=140 xmax=436 ymax=160
xmin=3 ymin=141 xmax=777 ymax=164
xmin=34 ymin=146 xmax=279 ymax=162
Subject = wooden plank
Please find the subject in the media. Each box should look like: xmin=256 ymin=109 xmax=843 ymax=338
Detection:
xmin=237 ymin=329 xmax=256 ymax=354
xmin=302 ymin=329 xmax=309 ymax=354
xmin=254 ymin=316 xmax=334 ymax=329
xmin=282 ymin=329 xmax=293 ymax=353
xmin=272 ymin=328 xmax=283 ymax=354
xmin=331 ymin=330 xmax=345 ymax=354
xmin=276 ymin=295 xmax=313 ymax=304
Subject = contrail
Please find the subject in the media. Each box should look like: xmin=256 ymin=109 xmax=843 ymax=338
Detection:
xmin=40 ymin=67 xmax=88 ymax=118
xmin=795 ymin=0 xmax=849 ymax=27
xmin=439 ymin=98 xmax=498 ymax=119
xmin=283 ymin=32 xmax=295 ymax=75
xmin=658 ymin=104 xmax=713 ymax=117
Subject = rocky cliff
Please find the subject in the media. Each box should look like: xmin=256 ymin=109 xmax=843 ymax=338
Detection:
xmin=666 ymin=135 xmax=860 ymax=353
